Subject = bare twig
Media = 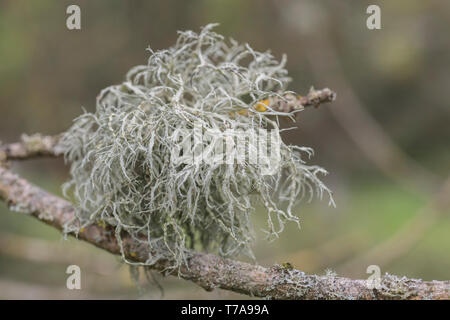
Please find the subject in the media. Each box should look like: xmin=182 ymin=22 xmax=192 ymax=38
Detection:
xmin=297 ymin=87 xmax=337 ymax=108
xmin=0 ymin=165 xmax=448 ymax=299
xmin=275 ymin=0 xmax=444 ymax=274
xmin=277 ymin=2 xmax=439 ymax=194
xmin=0 ymin=133 xmax=62 ymax=161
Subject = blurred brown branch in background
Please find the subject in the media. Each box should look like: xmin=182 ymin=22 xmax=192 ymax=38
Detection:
xmin=0 ymin=134 xmax=62 ymax=161
xmin=337 ymin=176 xmax=450 ymax=275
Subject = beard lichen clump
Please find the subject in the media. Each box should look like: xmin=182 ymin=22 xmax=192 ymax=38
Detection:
xmin=60 ymin=24 xmax=333 ymax=269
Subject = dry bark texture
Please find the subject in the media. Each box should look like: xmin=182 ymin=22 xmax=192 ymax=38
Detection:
xmin=0 ymin=134 xmax=62 ymax=160
xmin=0 ymin=165 xmax=448 ymax=299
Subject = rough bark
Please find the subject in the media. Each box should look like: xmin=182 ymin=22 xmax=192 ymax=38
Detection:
xmin=0 ymin=165 xmax=448 ymax=299
xmin=1 ymin=87 xmax=447 ymax=299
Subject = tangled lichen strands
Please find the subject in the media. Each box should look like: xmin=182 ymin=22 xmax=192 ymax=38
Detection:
xmin=61 ymin=24 xmax=333 ymax=269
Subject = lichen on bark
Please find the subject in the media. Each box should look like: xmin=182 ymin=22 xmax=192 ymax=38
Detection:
xmin=60 ymin=24 xmax=333 ymax=269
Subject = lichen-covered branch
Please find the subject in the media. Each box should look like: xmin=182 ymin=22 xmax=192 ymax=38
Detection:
xmin=0 ymin=165 xmax=447 ymax=299
xmin=0 ymin=88 xmax=335 ymax=161
xmin=299 ymin=87 xmax=336 ymax=108
xmin=0 ymin=133 xmax=62 ymax=161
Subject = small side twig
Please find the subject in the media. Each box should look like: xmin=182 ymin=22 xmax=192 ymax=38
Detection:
xmin=0 ymin=165 xmax=448 ymax=300
xmin=266 ymin=87 xmax=336 ymax=113
xmin=0 ymin=133 xmax=62 ymax=161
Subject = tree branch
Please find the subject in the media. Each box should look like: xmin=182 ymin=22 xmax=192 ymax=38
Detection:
xmin=1 ymin=87 xmax=447 ymax=299
xmin=266 ymin=87 xmax=336 ymax=113
xmin=0 ymin=165 xmax=448 ymax=299
xmin=295 ymin=87 xmax=337 ymax=108
xmin=0 ymin=88 xmax=336 ymax=161
xmin=0 ymin=133 xmax=62 ymax=161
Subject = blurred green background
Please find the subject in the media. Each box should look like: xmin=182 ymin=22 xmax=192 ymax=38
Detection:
xmin=0 ymin=0 xmax=449 ymax=299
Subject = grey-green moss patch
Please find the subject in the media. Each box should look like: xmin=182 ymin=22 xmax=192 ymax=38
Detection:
xmin=60 ymin=24 xmax=333 ymax=269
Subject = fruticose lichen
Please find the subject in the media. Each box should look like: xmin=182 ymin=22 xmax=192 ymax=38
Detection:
xmin=60 ymin=24 xmax=334 ymax=269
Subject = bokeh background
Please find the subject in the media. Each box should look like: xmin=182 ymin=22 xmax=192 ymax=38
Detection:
xmin=0 ymin=0 xmax=449 ymax=299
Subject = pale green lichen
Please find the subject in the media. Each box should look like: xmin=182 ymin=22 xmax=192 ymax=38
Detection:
xmin=60 ymin=24 xmax=333 ymax=269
